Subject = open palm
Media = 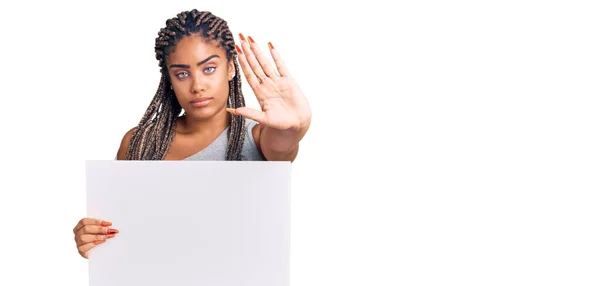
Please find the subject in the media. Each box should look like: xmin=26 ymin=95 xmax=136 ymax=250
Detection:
xmin=227 ymin=33 xmax=311 ymax=132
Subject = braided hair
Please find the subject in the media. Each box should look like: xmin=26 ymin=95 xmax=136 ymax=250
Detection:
xmin=125 ymin=9 xmax=246 ymax=160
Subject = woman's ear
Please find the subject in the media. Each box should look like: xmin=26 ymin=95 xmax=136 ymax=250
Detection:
xmin=228 ymin=60 xmax=236 ymax=80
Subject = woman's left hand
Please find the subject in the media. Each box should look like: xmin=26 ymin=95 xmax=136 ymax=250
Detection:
xmin=227 ymin=33 xmax=311 ymax=133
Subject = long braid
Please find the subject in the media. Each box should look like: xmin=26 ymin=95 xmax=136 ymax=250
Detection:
xmin=126 ymin=9 xmax=246 ymax=160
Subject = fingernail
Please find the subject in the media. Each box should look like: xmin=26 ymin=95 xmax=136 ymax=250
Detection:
xmin=235 ymin=45 xmax=242 ymax=54
xmin=238 ymin=33 xmax=245 ymax=41
xmin=226 ymin=108 xmax=236 ymax=114
xmin=248 ymin=36 xmax=255 ymax=43
xmin=107 ymin=234 xmax=116 ymax=238
xmin=108 ymin=228 xmax=119 ymax=234
xmin=94 ymin=240 xmax=105 ymax=245
xmin=268 ymin=42 xmax=274 ymax=50
xmin=101 ymin=221 xmax=112 ymax=226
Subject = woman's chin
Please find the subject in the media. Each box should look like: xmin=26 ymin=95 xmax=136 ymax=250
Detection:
xmin=183 ymin=105 xmax=227 ymax=121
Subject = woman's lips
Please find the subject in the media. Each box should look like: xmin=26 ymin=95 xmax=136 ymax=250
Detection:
xmin=190 ymin=97 xmax=213 ymax=107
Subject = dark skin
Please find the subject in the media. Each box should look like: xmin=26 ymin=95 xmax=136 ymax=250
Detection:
xmin=116 ymin=35 xmax=260 ymax=160
xmin=116 ymin=34 xmax=310 ymax=161
xmin=75 ymin=33 xmax=311 ymax=259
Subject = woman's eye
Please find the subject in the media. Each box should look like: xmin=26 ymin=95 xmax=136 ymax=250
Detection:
xmin=205 ymin=67 xmax=216 ymax=73
xmin=176 ymin=72 xmax=189 ymax=78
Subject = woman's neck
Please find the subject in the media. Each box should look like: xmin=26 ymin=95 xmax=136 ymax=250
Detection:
xmin=177 ymin=108 xmax=230 ymax=136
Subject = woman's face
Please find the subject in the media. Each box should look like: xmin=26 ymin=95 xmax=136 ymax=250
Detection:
xmin=166 ymin=34 xmax=235 ymax=120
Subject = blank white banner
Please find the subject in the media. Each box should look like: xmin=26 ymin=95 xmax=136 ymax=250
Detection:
xmin=85 ymin=160 xmax=292 ymax=286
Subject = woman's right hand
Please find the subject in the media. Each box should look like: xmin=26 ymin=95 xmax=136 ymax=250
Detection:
xmin=73 ymin=218 xmax=119 ymax=259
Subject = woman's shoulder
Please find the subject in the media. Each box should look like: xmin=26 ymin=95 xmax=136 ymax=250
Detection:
xmin=116 ymin=127 xmax=136 ymax=160
xmin=243 ymin=118 xmax=266 ymax=161
xmin=115 ymin=119 xmax=264 ymax=161
xmin=244 ymin=119 xmax=259 ymax=144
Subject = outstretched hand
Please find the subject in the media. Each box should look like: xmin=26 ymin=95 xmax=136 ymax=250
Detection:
xmin=227 ymin=33 xmax=311 ymax=132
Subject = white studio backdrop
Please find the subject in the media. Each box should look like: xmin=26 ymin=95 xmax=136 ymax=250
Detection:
xmin=0 ymin=0 xmax=599 ymax=285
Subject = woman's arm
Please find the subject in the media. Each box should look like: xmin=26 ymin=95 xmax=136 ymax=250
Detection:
xmin=254 ymin=120 xmax=310 ymax=162
xmin=229 ymin=35 xmax=312 ymax=162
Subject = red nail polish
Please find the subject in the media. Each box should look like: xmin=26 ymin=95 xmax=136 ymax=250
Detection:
xmin=101 ymin=221 xmax=112 ymax=226
xmin=248 ymin=36 xmax=255 ymax=43
xmin=268 ymin=42 xmax=274 ymax=50
xmin=239 ymin=33 xmax=245 ymax=41
xmin=108 ymin=228 xmax=119 ymax=234
xmin=94 ymin=240 xmax=106 ymax=245
xmin=235 ymin=45 xmax=242 ymax=54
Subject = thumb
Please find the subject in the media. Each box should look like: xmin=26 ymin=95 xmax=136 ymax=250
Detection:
xmin=227 ymin=107 xmax=267 ymax=125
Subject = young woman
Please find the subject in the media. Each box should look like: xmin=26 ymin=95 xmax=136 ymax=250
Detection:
xmin=72 ymin=9 xmax=311 ymax=258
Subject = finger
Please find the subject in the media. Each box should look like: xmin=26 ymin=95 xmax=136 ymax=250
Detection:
xmin=247 ymin=36 xmax=279 ymax=78
xmin=77 ymin=233 xmax=115 ymax=246
xmin=236 ymin=44 xmax=261 ymax=88
xmin=239 ymin=33 xmax=269 ymax=85
xmin=268 ymin=42 xmax=291 ymax=78
xmin=75 ymin=225 xmax=119 ymax=238
xmin=73 ymin=218 xmax=111 ymax=234
xmin=226 ymin=107 xmax=267 ymax=125
xmin=78 ymin=240 xmax=106 ymax=259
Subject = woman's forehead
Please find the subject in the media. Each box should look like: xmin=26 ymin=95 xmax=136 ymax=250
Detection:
xmin=168 ymin=35 xmax=225 ymax=63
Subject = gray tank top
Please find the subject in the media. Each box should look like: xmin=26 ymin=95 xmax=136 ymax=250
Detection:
xmin=183 ymin=119 xmax=265 ymax=161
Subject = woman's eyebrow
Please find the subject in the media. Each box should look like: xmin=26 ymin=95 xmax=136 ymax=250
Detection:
xmin=169 ymin=54 xmax=220 ymax=69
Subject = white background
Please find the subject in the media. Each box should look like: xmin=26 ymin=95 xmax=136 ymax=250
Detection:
xmin=1 ymin=0 xmax=599 ymax=285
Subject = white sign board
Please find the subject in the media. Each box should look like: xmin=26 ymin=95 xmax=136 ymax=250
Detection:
xmin=86 ymin=160 xmax=292 ymax=286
